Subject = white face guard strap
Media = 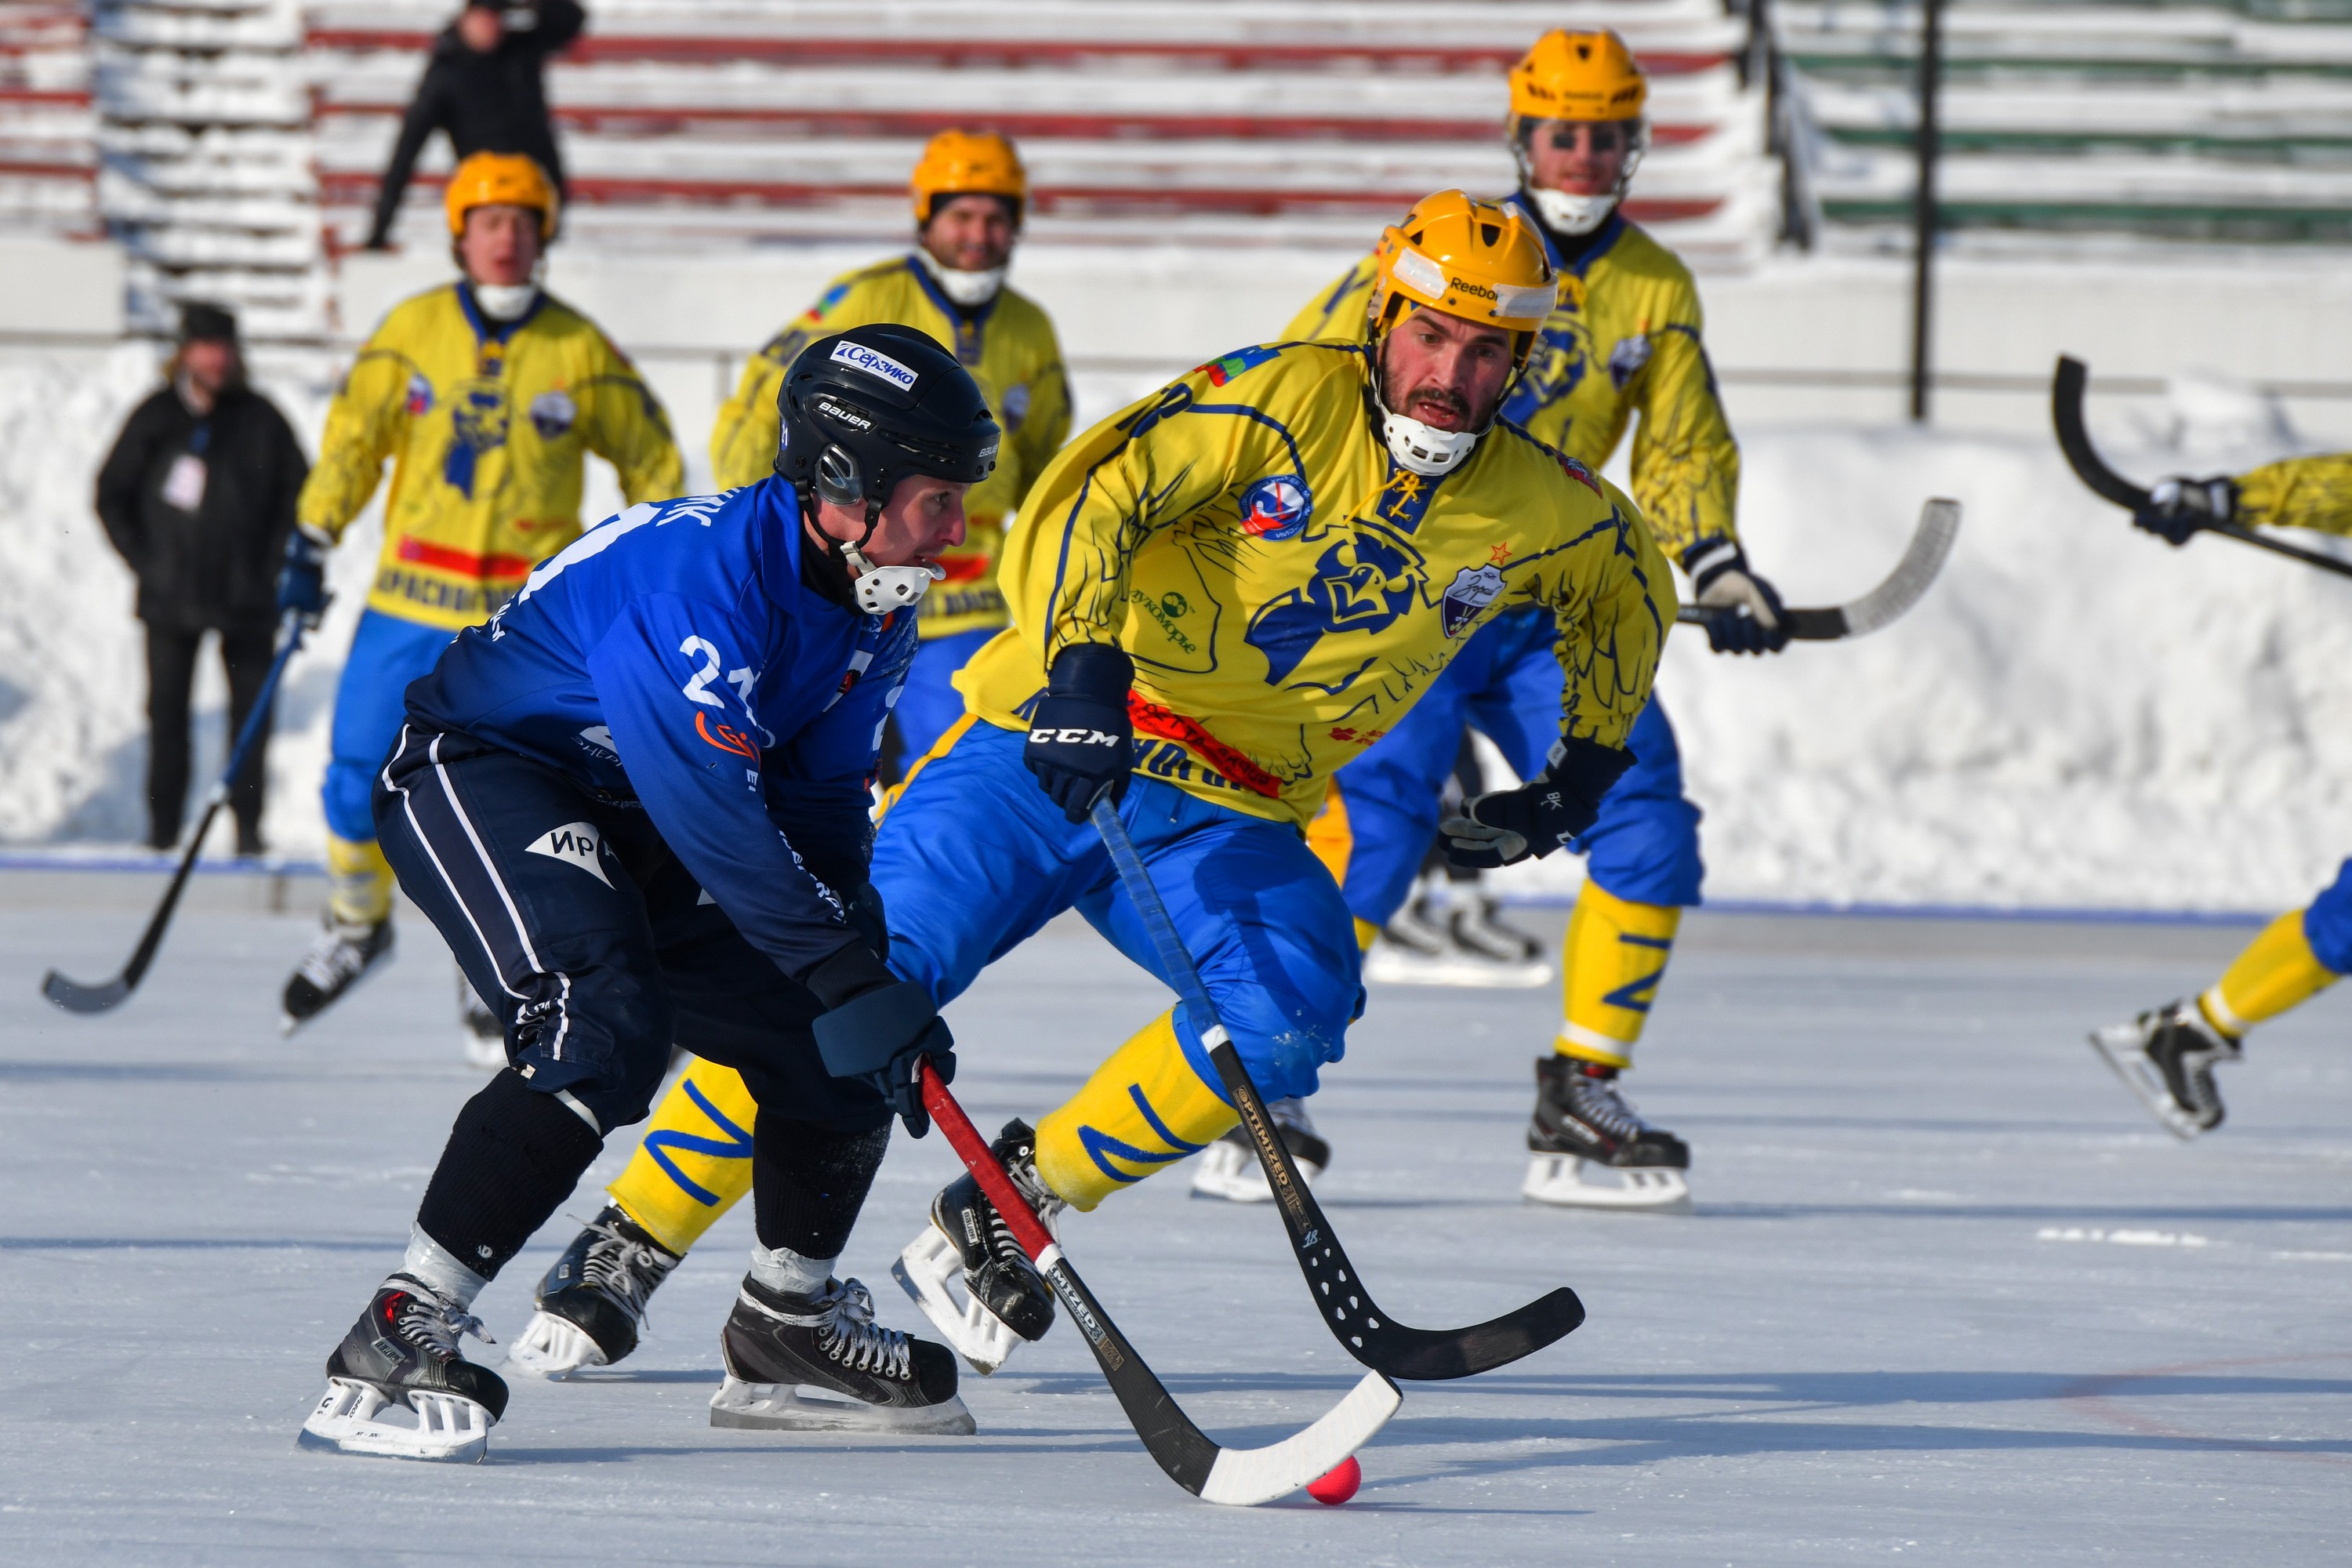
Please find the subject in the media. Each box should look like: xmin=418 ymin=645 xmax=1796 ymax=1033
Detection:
xmin=916 ymin=248 xmax=1007 ymax=307
xmin=1379 ymin=407 xmax=1482 ymax=477
xmin=840 ymin=540 xmax=947 ymax=615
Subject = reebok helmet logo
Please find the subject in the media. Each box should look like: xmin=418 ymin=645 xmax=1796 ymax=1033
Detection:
xmin=1450 ymin=277 xmax=1498 ymax=301
xmin=526 ymin=822 xmax=613 ymax=887
xmin=829 ymin=339 xmax=919 ymax=391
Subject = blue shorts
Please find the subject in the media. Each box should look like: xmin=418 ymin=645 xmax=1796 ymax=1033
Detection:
xmin=324 ymin=609 xmax=457 ymax=842
xmin=894 ymin=626 xmax=996 ymax=764
xmin=871 ymin=721 xmax=1363 ymax=1103
xmin=1333 ymin=604 xmax=1703 ymax=926
xmin=2303 ymin=858 xmax=2352 ymax=975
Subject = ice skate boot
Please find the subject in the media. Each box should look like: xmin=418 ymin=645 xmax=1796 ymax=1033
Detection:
xmin=298 ymin=1276 xmax=506 ymax=1462
xmin=1446 ymin=891 xmax=1551 ymax=977
xmin=1190 ymin=1097 xmax=1330 ymax=1203
xmin=1523 ymin=1055 xmax=1691 ymax=1211
xmin=458 ymin=968 xmax=505 ymax=1069
xmin=2089 ymin=1000 xmax=2241 ymax=1140
xmin=1363 ymin=887 xmax=1548 ymax=989
xmin=507 ymin=1206 xmax=681 ymax=1378
xmin=895 ymin=1119 xmax=1059 ymax=1374
xmin=281 ymin=915 xmax=394 ymax=1034
xmin=710 ymin=1275 xmax=973 ymax=1435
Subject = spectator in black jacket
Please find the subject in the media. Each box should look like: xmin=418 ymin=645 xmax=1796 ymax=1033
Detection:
xmin=364 ymin=0 xmax=583 ymax=251
xmin=95 ymin=305 xmax=310 ymax=856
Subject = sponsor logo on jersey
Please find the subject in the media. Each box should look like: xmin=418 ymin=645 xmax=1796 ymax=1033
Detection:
xmin=528 ymin=388 xmax=575 ymax=439
xmin=526 ymin=822 xmax=613 ymax=887
xmin=1238 ymin=474 xmax=1312 ymax=541
xmin=1441 ymin=562 xmax=1507 ymax=637
xmin=1129 ymin=695 xmax=1282 ymax=799
xmin=1197 ymin=344 xmax=1282 ymax=388
xmin=1128 ymin=587 xmax=1197 ymax=654
xmin=576 ymin=724 xmax=618 ymax=761
xmin=405 ymin=372 xmax=434 ymax=416
xmin=829 ymin=340 xmax=919 ymax=391
xmin=1558 ymin=454 xmax=1602 ymax=495
xmin=696 ymin=712 xmax=759 ymax=759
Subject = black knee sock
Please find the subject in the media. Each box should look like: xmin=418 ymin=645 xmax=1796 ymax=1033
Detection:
xmin=751 ymin=1116 xmax=891 ymax=1259
xmin=416 ymin=1070 xmax=603 ymax=1279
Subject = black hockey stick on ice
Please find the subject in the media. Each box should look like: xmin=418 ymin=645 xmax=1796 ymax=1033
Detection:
xmin=1091 ymin=796 xmax=1584 ymax=1380
xmin=43 ymin=609 xmax=310 ymax=1014
xmin=920 ymin=1060 xmax=1398 ymax=1504
xmin=1674 ymin=496 xmax=1963 ymax=641
xmin=2054 ymin=354 xmax=2352 ymax=583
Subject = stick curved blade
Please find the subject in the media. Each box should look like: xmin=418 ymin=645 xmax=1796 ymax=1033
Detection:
xmin=43 ymin=970 xmax=130 ymax=1014
xmin=1839 ymin=497 xmax=1963 ymax=637
xmin=1197 ymin=1370 xmax=1401 ymax=1507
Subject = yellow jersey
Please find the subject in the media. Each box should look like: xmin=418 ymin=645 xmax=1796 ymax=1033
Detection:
xmin=959 ymin=339 xmax=1675 ymax=829
xmin=1285 ymin=204 xmax=1738 ymax=562
xmin=710 ymin=254 xmax=1073 ymax=639
xmin=2239 ymin=454 xmax=2352 ymax=535
xmin=299 ymin=284 xmax=684 ymax=631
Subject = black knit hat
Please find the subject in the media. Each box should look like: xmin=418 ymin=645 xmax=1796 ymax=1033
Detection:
xmin=178 ymin=302 xmax=238 ymax=345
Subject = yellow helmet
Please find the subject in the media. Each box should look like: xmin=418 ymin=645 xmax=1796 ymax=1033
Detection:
xmin=444 ymin=151 xmax=559 ymax=240
xmin=910 ymin=129 xmax=1028 ymax=226
xmin=1365 ymin=190 xmax=1555 ymax=366
xmin=1508 ymin=28 xmax=1647 ymax=125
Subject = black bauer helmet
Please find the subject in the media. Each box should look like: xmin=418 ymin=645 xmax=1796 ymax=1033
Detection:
xmin=775 ymin=324 xmax=1001 ymax=528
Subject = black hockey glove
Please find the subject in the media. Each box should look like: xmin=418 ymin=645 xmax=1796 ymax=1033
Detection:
xmin=2133 ymin=474 xmax=2238 ymax=547
xmin=1682 ymin=539 xmax=1789 ymax=655
xmin=844 ymin=881 xmax=888 ymax=966
xmin=807 ymin=943 xmax=953 ymax=1138
xmin=1024 ymin=643 xmax=1134 ymax=824
xmin=1440 ymin=735 xmax=1635 ymax=870
xmin=277 ymin=524 xmax=331 ymax=626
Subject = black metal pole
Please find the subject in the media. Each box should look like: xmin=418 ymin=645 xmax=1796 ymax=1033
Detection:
xmin=1909 ymin=0 xmax=1944 ymax=423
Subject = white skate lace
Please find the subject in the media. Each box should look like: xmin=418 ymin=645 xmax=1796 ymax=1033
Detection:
xmin=808 ymin=1279 xmax=913 ymax=1380
xmin=1566 ymin=1074 xmax=1650 ymax=1142
xmin=297 ymin=922 xmax=379 ymax=991
xmin=388 ymin=1279 xmax=496 ymax=1360
xmin=578 ymin=1220 xmax=676 ymax=1328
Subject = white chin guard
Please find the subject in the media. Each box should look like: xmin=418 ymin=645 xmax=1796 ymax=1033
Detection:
xmin=1526 ymin=187 xmax=1620 ymax=237
xmin=472 ymin=281 xmax=540 ymax=321
xmin=1381 ymin=408 xmax=1483 ymax=477
xmin=931 ymin=264 xmax=1006 ymax=307
xmin=852 ymin=561 xmax=946 ymax=615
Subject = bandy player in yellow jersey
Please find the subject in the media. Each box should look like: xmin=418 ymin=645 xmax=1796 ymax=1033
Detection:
xmin=1222 ymin=30 xmax=1794 ymax=1212
xmin=710 ymin=130 xmax=1071 ymax=771
xmin=505 ymin=190 xmax=1672 ymax=1379
xmin=2092 ymin=453 xmax=2352 ymax=1137
xmin=276 ymin=154 xmax=681 ymax=1055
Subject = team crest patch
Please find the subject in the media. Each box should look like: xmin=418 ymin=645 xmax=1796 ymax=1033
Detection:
xmin=1239 ymin=474 xmax=1312 ymax=540
xmin=526 ymin=822 xmax=612 ymax=887
xmin=1441 ymin=563 xmax=1506 ymax=637
xmin=405 ymin=372 xmax=434 ymax=416
xmin=1002 ymin=382 xmax=1031 ymax=430
xmin=1607 ymin=334 xmax=1653 ymax=391
xmin=1557 ymin=454 xmax=1602 ymax=495
xmin=529 ymin=389 xmax=575 ymax=439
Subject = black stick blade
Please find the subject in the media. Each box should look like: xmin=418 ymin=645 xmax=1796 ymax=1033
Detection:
xmin=2052 ymin=356 xmax=2151 ymax=510
xmin=42 ymin=970 xmax=132 ymax=1014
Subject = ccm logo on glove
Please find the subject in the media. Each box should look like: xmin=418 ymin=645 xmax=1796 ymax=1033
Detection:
xmin=1023 ymin=643 xmax=1137 ymax=823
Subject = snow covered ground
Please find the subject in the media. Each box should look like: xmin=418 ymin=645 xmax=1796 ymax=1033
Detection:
xmin=2 ymin=884 xmax=2347 ymax=1562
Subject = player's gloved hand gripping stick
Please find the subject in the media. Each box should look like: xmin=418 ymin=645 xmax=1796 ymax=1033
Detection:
xmin=919 ymin=1056 xmax=1399 ymax=1504
xmin=1088 ymin=795 xmax=1586 ymax=1380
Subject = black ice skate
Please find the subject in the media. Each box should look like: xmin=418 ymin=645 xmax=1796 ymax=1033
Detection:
xmin=1363 ymin=882 xmax=1550 ymax=989
xmin=894 ymin=1119 xmax=1061 ymax=1374
xmin=710 ymin=1274 xmax=973 ymax=1434
xmin=1523 ymin=1055 xmax=1692 ymax=1211
xmin=281 ymin=915 xmax=394 ymax=1034
xmin=506 ymin=1206 xmax=681 ymax=1378
xmin=2089 ymin=1000 xmax=2241 ymax=1141
xmin=1190 ymin=1097 xmax=1330 ymax=1204
xmin=298 ymin=1276 xmax=508 ymax=1463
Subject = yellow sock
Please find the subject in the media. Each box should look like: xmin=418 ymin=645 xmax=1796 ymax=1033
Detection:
xmin=1555 ymin=879 xmax=1681 ymax=1069
xmin=1033 ymin=1009 xmax=1240 ymax=1211
xmin=606 ymin=1058 xmax=759 ymax=1256
xmin=1304 ymin=779 xmax=1352 ymax=891
xmin=325 ymin=834 xmax=394 ymax=927
xmin=2200 ymin=909 xmax=2341 ymax=1036
xmin=1354 ymin=916 xmax=1379 ymax=953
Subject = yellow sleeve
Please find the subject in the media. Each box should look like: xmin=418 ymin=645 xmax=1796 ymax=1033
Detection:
xmin=1624 ymin=281 xmax=1740 ymax=563
xmin=1007 ymin=352 xmax=1072 ymax=512
xmin=296 ymin=339 xmax=415 ymax=542
xmin=1543 ymin=477 xmax=1675 ymax=750
xmin=1280 ymin=257 xmax=1377 ymax=344
xmin=576 ymin=339 xmax=684 ymax=506
xmin=2237 ymin=454 xmax=2352 ymax=538
xmin=711 ymin=274 xmax=892 ymax=490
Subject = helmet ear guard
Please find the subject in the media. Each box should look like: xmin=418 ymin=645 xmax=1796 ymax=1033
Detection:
xmin=813 ymin=443 xmax=867 ymax=514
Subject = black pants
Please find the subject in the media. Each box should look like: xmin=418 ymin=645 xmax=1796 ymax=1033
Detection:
xmin=143 ymin=622 xmax=273 ymax=851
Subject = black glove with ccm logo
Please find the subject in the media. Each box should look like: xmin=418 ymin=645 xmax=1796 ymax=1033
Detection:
xmin=1440 ymin=735 xmax=1636 ymax=869
xmin=1023 ymin=643 xmax=1135 ymax=824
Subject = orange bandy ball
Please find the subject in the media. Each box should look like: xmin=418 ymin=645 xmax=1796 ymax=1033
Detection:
xmin=1307 ymin=1455 xmax=1361 ymax=1505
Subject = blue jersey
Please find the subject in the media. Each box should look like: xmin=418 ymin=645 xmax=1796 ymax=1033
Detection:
xmin=405 ymin=476 xmax=916 ymax=981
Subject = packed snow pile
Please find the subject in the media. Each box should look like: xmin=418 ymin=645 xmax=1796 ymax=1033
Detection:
xmin=1 ymin=348 xmax=2343 ymax=913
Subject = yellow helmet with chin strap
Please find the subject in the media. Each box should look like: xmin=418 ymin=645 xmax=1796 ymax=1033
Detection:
xmin=444 ymin=151 xmax=560 ymax=240
xmin=910 ymin=129 xmax=1028 ymax=226
xmin=1506 ymin=30 xmax=1650 ymax=235
xmin=1364 ymin=189 xmax=1555 ymax=371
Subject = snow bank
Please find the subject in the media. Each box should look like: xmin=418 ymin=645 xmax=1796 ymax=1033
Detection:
xmin=1 ymin=350 xmax=2343 ymax=913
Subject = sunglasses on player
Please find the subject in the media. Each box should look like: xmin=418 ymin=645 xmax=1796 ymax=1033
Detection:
xmin=1529 ymin=122 xmax=1635 ymax=155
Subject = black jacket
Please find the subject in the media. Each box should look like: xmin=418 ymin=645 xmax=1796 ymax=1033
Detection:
xmin=367 ymin=0 xmax=584 ymax=249
xmin=95 ymin=383 xmax=310 ymax=632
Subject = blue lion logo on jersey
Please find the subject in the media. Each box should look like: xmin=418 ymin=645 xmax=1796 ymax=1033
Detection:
xmin=1239 ymin=474 xmax=1312 ymax=541
xmin=1244 ymin=532 xmax=1418 ymax=688
xmin=443 ymin=380 xmax=510 ymax=499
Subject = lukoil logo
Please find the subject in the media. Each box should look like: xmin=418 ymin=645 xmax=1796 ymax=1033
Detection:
xmin=829 ymin=340 xmax=919 ymax=390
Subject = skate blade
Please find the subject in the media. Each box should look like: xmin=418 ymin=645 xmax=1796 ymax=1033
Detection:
xmin=1523 ymin=1154 xmax=1691 ymax=1212
xmin=1362 ymin=946 xmax=1551 ymax=989
xmin=504 ymin=1309 xmax=609 ymax=1380
xmin=891 ymin=1225 xmax=1022 ymax=1376
xmin=1188 ymin=1138 xmax=1323 ymax=1203
xmin=2087 ymin=1028 xmax=2206 ymax=1142
xmin=296 ymin=1377 xmax=492 ymax=1462
xmin=708 ymin=1375 xmax=975 ymax=1436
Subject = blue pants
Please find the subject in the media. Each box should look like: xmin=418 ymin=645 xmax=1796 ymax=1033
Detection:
xmin=2306 ymin=858 xmax=2352 ymax=975
xmin=895 ymin=626 xmax=996 ymax=764
xmin=1334 ymin=605 xmax=1703 ymax=927
xmin=873 ymin=721 xmax=1363 ymax=1103
xmin=324 ymin=609 xmax=458 ymax=841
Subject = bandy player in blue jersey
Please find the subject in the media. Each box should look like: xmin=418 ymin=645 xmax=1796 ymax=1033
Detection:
xmin=296 ymin=326 xmax=998 ymax=1461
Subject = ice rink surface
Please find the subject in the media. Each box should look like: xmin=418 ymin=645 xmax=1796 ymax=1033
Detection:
xmin=2 ymin=883 xmax=2347 ymax=1565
